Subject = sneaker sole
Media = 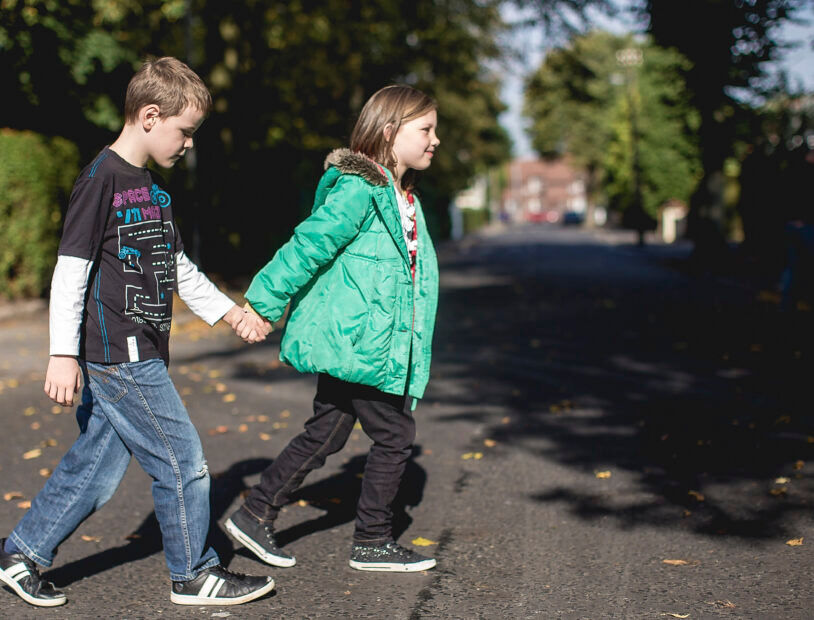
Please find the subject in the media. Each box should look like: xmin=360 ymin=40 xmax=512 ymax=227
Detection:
xmin=225 ymin=519 xmax=296 ymax=568
xmin=170 ymin=577 xmax=275 ymax=606
xmin=348 ymin=558 xmax=437 ymax=572
xmin=0 ymin=566 xmax=67 ymax=607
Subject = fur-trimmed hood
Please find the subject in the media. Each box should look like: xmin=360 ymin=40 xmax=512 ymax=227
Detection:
xmin=323 ymin=148 xmax=389 ymax=186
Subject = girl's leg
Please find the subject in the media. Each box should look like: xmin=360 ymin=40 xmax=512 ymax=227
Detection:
xmin=244 ymin=374 xmax=356 ymax=520
xmin=84 ymin=359 xmax=219 ymax=582
xmin=351 ymin=387 xmax=415 ymax=544
xmin=10 ymin=379 xmax=131 ymax=567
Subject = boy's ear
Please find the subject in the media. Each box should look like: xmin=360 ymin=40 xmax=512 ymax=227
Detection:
xmin=140 ymin=104 xmax=161 ymax=131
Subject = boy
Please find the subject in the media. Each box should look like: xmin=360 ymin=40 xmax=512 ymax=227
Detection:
xmin=0 ymin=57 xmax=273 ymax=607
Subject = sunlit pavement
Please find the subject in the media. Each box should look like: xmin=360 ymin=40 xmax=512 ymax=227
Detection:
xmin=1 ymin=223 xmax=812 ymax=618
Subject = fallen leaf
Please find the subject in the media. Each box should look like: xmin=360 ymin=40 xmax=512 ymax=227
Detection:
xmin=23 ymin=406 xmax=37 ymax=416
xmin=30 ymin=422 xmax=41 ymax=430
xmin=297 ymin=500 xmax=308 ymax=507
xmin=793 ymin=460 xmax=804 ymax=470
xmin=238 ymin=424 xmax=248 ymax=433
xmin=411 ymin=537 xmax=437 ymax=547
xmin=38 ymin=468 xmax=52 ymax=477
xmin=461 ymin=452 xmax=483 ymax=460
xmin=81 ymin=535 xmax=101 ymax=542
xmin=660 ymin=614 xmax=689 ymax=619
xmin=483 ymin=439 xmax=497 ymax=448
xmin=663 ymin=559 xmax=689 ymax=566
xmin=688 ymin=490 xmax=705 ymax=502
xmin=259 ymin=433 xmax=271 ymax=441
xmin=8 ymin=379 xmax=19 ymax=388
xmin=501 ymin=416 xmax=511 ymax=424
xmin=769 ymin=487 xmax=787 ymax=496
xmin=222 ymin=393 xmax=236 ymax=403
xmin=344 ymin=590 xmax=351 ymax=595
xmin=208 ymin=370 xmax=222 ymax=378
xmin=51 ymin=406 xmax=63 ymax=415
xmin=41 ymin=438 xmax=58 ymax=447
xmin=786 ymin=538 xmax=804 ymax=546
xmin=595 ymin=471 xmax=612 ymax=479
xmin=17 ymin=500 xmax=31 ymax=509
xmin=125 ymin=533 xmax=142 ymax=540
xmin=23 ymin=448 xmax=42 ymax=460
xmin=774 ymin=477 xmax=790 ymax=484
xmin=280 ymin=410 xmax=291 ymax=418
xmin=180 ymin=387 xmax=193 ymax=396
xmin=4 ymin=492 xmax=24 ymax=501
xmin=257 ymin=415 xmax=269 ymax=423
xmin=215 ymin=382 xmax=227 ymax=393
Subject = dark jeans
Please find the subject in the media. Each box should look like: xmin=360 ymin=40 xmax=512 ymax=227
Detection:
xmin=244 ymin=374 xmax=415 ymax=544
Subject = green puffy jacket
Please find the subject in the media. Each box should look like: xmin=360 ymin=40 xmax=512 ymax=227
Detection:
xmin=245 ymin=148 xmax=439 ymax=401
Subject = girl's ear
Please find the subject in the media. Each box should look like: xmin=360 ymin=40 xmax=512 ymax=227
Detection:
xmin=140 ymin=104 xmax=161 ymax=131
xmin=382 ymin=122 xmax=394 ymax=142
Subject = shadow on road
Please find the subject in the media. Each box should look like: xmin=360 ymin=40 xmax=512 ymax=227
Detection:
xmin=429 ymin=232 xmax=814 ymax=540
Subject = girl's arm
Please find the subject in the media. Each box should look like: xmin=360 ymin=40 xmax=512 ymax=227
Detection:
xmin=246 ymin=174 xmax=370 ymax=321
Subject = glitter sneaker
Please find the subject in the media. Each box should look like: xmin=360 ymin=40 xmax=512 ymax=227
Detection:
xmin=225 ymin=506 xmax=296 ymax=567
xmin=0 ymin=538 xmax=66 ymax=607
xmin=349 ymin=540 xmax=436 ymax=572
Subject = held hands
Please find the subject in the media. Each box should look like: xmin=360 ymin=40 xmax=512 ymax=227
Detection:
xmin=223 ymin=303 xmax=272 ymax=344
xmin=44 ymin=355 xmax=82 ymax=407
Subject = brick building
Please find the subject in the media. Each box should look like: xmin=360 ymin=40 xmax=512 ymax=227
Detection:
xmin=501 ymin=157 xmax=588 ymax=224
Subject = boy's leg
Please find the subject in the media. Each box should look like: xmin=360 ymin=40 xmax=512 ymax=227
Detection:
xmin=228 ymin=374 xmax=355 ymax=566
xmin=9 ymin=379 xmax=131 ymax=567
xmin=348 ymin=387 xmax=435 ymax=572
xmin=83 ymin=359 xmax=218 ymax=582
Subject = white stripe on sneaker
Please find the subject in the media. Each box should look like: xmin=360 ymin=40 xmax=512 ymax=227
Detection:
xmin=7 ymin=562 xmax=30 ymax=581
xmin=198 ymin=574 xmax=222 ymax=598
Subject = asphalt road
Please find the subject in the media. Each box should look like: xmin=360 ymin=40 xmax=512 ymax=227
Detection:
xmin=1 ymin=224 xmax=812 ymax=619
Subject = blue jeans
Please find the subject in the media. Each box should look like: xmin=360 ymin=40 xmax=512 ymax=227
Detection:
xmin=10 ymin=359 xmax=219 ymax=581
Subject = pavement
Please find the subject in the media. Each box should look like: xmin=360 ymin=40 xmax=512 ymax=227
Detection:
xmin=0 ymin=223 xmax=812 ymax=619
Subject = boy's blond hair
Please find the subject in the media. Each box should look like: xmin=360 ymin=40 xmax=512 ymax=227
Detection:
xmin=124 ymin=56 xmax=212 ymax=123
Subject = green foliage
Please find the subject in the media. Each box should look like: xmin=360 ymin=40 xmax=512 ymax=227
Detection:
xmin=0 ymin=130 xmax=79 ymax=299
xmin=525 ymin=31 xmax=701 ymax=223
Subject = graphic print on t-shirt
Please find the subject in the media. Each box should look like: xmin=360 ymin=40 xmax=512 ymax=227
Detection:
xmin=112 ymin=183 xmax=177 ymax=327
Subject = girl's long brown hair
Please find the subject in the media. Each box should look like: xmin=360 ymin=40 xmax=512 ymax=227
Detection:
xmin=349 ymin=85 xmax=436 ymax=190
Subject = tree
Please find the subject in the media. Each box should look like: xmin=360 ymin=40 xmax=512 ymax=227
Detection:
xmin=636 ymin=0 xmax=807 ymax=251
xmin=524 ymin=31 xmax=701 ymax=239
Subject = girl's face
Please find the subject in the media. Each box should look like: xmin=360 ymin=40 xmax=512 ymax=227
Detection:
xmin=390 ymin=109 xmax=439 ymax=179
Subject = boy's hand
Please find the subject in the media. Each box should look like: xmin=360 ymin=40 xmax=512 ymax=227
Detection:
xmin=44 ymin=355 xmax=82 ymax=406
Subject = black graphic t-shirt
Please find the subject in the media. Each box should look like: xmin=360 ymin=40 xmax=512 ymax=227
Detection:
xmin=59 ymin=146 xmax=183 ymax=364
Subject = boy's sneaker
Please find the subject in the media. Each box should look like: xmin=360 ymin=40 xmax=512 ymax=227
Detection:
xmin=0 ymin=538 xmax=67 ymax=607
xmin=349 ymin=540 xmax=437 ymax=572
xmin=225 ymin=507 xmax=296 ymax=567
xmin=170 ymin=565 xmax=274 ymax=606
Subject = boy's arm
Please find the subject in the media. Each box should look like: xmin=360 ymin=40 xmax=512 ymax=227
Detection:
xmin=44 ymin=255 xmax=92 ymax=406
xmin=246 ymin=175 xmax=369 ymax=320
xmin=175 ymin=251 xmax=270 ymax=342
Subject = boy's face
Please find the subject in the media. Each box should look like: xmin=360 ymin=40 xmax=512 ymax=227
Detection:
xmin=146 ymin=105 xmax=206 ymax=168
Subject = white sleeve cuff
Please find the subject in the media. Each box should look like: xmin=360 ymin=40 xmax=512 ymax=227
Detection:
xmin=49 ymin=255 xmax=93 ymax=356
xmin=175 ymin=251 xmax=235 ymax=325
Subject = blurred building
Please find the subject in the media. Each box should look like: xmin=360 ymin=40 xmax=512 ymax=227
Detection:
xmin=501 ymin=157 xmax=588 ymax=224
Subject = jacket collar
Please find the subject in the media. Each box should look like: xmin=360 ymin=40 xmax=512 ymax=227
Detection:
xmin=324 ymin=149 xmax=410 ymax=265
xmin=324 ymin=148 xmax=389 ymax=186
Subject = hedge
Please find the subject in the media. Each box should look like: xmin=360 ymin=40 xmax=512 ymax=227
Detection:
xmin=0 ymin=130 xmax=79 ymax=299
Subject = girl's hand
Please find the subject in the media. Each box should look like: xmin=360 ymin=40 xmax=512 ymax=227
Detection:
xmin=44 ymin=355 xmax=82 ymax=406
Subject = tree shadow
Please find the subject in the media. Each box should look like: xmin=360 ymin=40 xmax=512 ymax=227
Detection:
xmin=44 ymin=446 xmax=428 ymax=585
xmin=428 ymin=229 xmax=814 ymax=540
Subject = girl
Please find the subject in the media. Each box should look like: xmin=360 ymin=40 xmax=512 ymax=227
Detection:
xmin=225 ymin=85 xmax=440 ymax=572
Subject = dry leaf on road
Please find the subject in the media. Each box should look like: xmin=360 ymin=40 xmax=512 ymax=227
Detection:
xmin=81 ymin=535 xmax=102 ymax=542
xmin=595 ymin=471 xmax=612 ymax=479
xmin=17 ymin=500 xmax=31 ymax=509
xmin=4 ymin=492 xmax=24 ymax=501
xmin=412 ymin=537 xmax=437 ymax=547
xmin=23 ymin=448 xmax=42 ymax=460
xmin=663 ymin=559 xmax=689 ymax=566
xmin=786 ymin=538 xmax=803 ymax=546
xmin=688 ymin=490 xmax=705 ymax=502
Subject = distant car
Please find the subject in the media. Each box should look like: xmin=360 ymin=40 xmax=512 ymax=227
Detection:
xmin=562 ymin=211 xmax=585 ymax=226
xmin=527 ymin=210 xmax=560 ymax=224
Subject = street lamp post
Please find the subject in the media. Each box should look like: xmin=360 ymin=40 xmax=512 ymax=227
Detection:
xmin=616 ymin=47 xmax=646 ymax=246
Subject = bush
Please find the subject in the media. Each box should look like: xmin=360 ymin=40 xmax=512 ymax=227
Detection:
xmin=0 ymin=130 xmax=79 ymax=299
